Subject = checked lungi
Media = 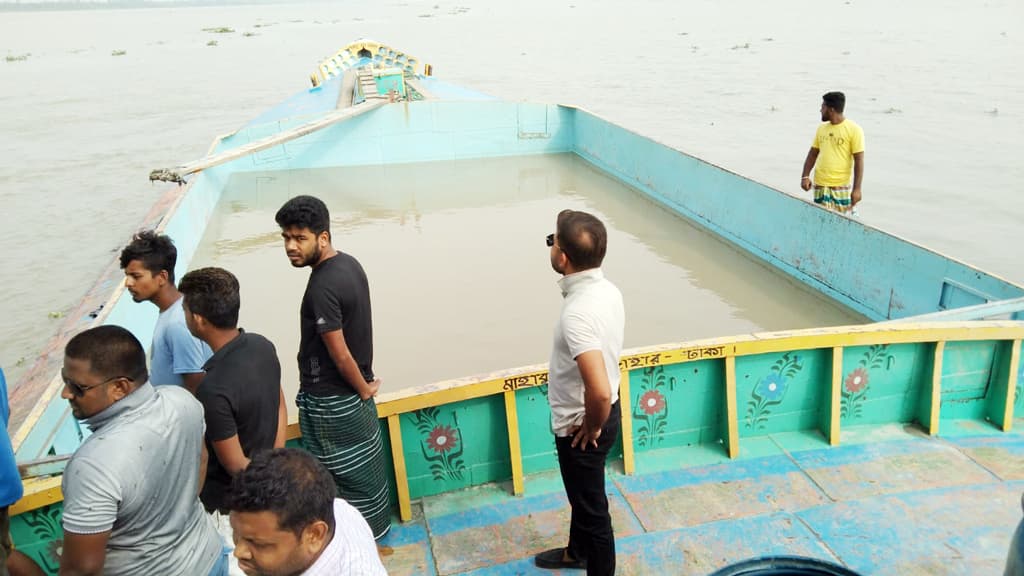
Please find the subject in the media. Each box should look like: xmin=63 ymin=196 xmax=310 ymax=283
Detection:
xmin=297 ymin=391 xmax=391 ymax=539
xmin=813 ymin=184 xmax=853 ymax=214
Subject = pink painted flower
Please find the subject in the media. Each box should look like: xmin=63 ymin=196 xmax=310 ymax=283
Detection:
xmin=640 ymin=390 xmax=666 ymax=415
xmin=426 ymin=425 xmax=458 ymax=453
xmin=845 ymin=368 xmax=869 ymax=394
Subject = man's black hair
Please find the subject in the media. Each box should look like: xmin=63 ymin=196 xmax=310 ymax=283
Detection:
xmin=227 ymin=448 xmax=337 ymax=537
xmin=275 ymin=196 xmax=331 ymax=238
xmin=823 ymin=91 xmax=846 ymax=113
xmin=178 ymin=267 xmax=240 ymax=330
xmin=65 ymin=325 xmax=148 ymax=384
xmin=119 ymin=230 xmax=179 ymax=284
xmin=555 ymin=209 xmax=608 ymax=271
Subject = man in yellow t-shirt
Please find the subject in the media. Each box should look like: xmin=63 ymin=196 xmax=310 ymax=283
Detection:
xmin=800 ymin=91 xmax=865 ymax=214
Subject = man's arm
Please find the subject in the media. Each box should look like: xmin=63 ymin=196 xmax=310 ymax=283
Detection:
xmin=182 ymin=372 xmax=204 ymax=395
xmin=851 ymin=151 xmax=864 ymax=206
xmin=275 ymin=388 xmax=288 ymax=448
xmin=58 ymin=531 xmax=110 ymax=576
xmin=801 ymin=147 xmax=819 ymax=191
xmin=198 ymin=442 xmax=208 ymax=495
xmin=570 ymin=350 xmax=613 ymax=451
xmin=211 ymin=435 xmax=250 ymax=476
xmin=321 ymin=330 xmax=380 ymax=400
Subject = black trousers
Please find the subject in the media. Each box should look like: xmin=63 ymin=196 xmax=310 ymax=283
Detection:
xmin=555 ymin=401 xmax=620 ymax=576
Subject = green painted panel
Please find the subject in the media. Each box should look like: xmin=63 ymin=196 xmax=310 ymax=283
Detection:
xmin=400 ymin=396 xmax=510 ymax=499
xmin=940 ymin=340 xmax=997 ymax=420
xmin=839 ymin=343 xmax=924 ymax=426
xmin=10 ymin=503 xmax=62 ymax=575
xmin=631 ymin=360 xmax=722 ymax=451
xmin=515 ymin=385 xmax=558 ymax=475
xmin=736 ymin=350 xmax=829 ymax=437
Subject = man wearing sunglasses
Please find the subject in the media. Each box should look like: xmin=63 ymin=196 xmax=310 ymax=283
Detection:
xmin=57 ymin=325 xmax=228 ymax=576
xmin=536 ymin=210 xmax=624 ymax=576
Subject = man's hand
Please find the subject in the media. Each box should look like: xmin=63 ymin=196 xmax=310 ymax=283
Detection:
xmin=569 ymin=418 xmax=601 ymax=451
xmin=800 ymin=177 xmax=812 ymax=191
xmin=359 ymin=378 xmax=382 ymax=400
xmin=851 ymin=187 xmax=862 ymax=206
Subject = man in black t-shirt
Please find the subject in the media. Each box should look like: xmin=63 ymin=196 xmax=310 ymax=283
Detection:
xmin=179 ymin=266 xmax=287 ymax=572
xmin=275 ymin=195 xmax=391 ymax=541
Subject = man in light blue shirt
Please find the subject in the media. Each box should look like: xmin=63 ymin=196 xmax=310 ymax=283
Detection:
xmin=120 ymin=230 xmax=211 ymax=392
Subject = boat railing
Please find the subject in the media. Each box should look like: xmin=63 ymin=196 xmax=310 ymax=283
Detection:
xmin=11 ymin=319 xmax=1024 ymax=524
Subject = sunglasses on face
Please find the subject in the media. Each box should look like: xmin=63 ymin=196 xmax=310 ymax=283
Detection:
xmin=61 ymin=371 xmax=132 ymax=397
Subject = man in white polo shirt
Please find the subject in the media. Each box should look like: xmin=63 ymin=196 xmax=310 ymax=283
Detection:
xmin=535 ymin=209 xmax=624 ymax=576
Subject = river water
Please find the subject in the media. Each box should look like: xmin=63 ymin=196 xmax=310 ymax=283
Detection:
xmin=190 ymin=154 xmax=862 ymax=396
xmin=1 ymin=0 xmax=1021 ymax=389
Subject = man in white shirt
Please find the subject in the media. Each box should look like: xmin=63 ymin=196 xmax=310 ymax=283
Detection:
xmin=227 ymin=448 xmax=387 ymax=576
xmin=535 ymin=210 xmax=624 ymax=576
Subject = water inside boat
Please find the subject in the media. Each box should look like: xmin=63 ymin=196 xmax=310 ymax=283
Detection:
xmin=190 ymin=153 xmax=864 ymax=405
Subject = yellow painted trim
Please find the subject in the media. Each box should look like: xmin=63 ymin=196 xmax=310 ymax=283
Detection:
xmin=386 ymin=414 xmax=412 ymax=522
xmin=286 ymin=421 xmax=301 ymax=441
xmin=725 ymin=356 xmax=739 ymax=459
xmin=929 ymin=341 xmax=946 ymax=435
xmin=829 ymin=347 xmax=843 ymax=445
xmin=503 ymin=390 xmax=525 ymax=495
xmin=374 ymin=322 xmax=1024 ymax=420
xmin=10 ymin=477 xmax=62 ymax=516
xmin=619 ymin=368 xmax=635 ymax=475
xmin=1004 ymin=339 xmax=1021 ymax=432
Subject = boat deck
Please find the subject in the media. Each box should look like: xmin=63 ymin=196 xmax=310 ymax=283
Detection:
xmin=377 ymin=422 xmax=1024 ymax=575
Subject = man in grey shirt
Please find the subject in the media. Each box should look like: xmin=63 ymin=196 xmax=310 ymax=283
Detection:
xmin=58 ymin=325 xmax=227 ymax=576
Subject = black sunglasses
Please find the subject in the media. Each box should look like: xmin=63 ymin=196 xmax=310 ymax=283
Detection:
xmin=546 ymin=233 xmax=555 ymax=247
xmin=61 ymin=370 xmax=132 ymax=397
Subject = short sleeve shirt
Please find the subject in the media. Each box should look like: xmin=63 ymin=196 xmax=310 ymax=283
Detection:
xmin=298 ymin=253 xmax=374 ymax=397
xmin=548 ymin=269 xmax=625 ymax=437
xmin=62 ymin=384 xmax=222 ymax=576
xmin=150 ymin=297 xmax=212 ymax=386
xmin=198 ymin=330 xmax=282 ymax=512
xmin=811 ymin=119 xmax=865 ymax=187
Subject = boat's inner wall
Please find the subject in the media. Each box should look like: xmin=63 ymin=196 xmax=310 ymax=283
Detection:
xmin=188 ymin=154 xmax=862 ymax=417
xmin=209 ymin=100 xmax=1024 ymax=321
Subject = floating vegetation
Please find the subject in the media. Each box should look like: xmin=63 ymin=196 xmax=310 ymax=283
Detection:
xmin=15 ymin=357 xmax=25 ymax=367
xmin=449 ymin=6 xmax=470 ymax=14
xmin=253 ymin=22 xmax=276 ymax=28
xmin=48 ymin=311 xmax=64 ymax=319
xmin=762 ymin=37 xmax=774 ymax=42
xmin=678 ymin=32 xmax=689 ymax=36
xmin=883 ymin=107 xmax=903 ymax=114
xmin=5 ymin=53 xmax=30 ymax=62
xmin=418 ymin=13 xmax=433 ymax=18
xmin=243 ymin=32 xmax=257 ymax=37
xmin=730 ymin=43 xmax=751 ymax=50
xmin=207 ymin=40 xmax=219 ymax=47
xmin=111 ymin=49 xmax=127 ymax=56
xmin=202 ymin=27 xmax=235 ymax=34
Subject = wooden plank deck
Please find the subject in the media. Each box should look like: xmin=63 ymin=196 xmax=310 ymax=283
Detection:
xmin=377 ymin=422 xmax=1024 ymax=575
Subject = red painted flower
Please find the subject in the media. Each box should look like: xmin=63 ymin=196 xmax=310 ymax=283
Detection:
xmin=845 ymin=368 xmax=869 ymax=394
xmin=640 ymin=390 xmax=666 ymax=415
xmin=426 ymin=425 xmax=458 ymax=453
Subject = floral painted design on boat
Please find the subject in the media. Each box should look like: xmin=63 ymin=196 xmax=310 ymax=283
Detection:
xmin=15 ymin=504 xmax=63 ymax=573
xmin=745 ymin=353 xmax=802 ymax=431
xmin=633 ymin=365 xmax=675 ymax=447
xmin=411 ymin=406 xmax=466 ymax=481
xmin=841 ymin=344 xmax=895 ymax=421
